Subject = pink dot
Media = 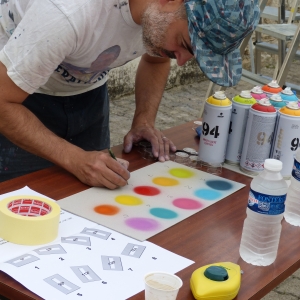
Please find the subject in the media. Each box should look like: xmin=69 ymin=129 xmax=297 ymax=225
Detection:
xmin=172 ymin=198 xmax=203 ymax=210
xmin=125 ymin=218 xmax=160 ymax=231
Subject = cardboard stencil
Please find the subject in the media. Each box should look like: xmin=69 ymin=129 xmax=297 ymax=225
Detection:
xmin=59 ymin=161 xmax=245 ymax=241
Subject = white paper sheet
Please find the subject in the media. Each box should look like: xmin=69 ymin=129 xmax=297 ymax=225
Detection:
xmin=0 ymin=186 xmax=97 ymax=262
xmin=0 ymin=187 xmax=194 ymax=300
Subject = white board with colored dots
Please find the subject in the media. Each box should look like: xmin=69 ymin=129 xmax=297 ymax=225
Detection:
xmin=59 ymin=161 xmax=245 ymax=241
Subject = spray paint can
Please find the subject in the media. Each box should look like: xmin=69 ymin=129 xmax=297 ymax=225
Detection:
xmin=262 ymin=80 xmax=282 ymax=97
xmin=225 ymin=91 xmax=256 ymax=165
xmin=240 ymin=99 xmax=277 ymax=175
xmin=250 ymin=86 xmax=268 ymax=101
xmin=269 ymin=94 xmax=286 ymax=110
xmin=280 ymin=87 xmax=298 ymax=104
xmin=270 ymin=102 xmax=300 ymax=178
xmin=198 ymin=91 xmax=232 ymax=165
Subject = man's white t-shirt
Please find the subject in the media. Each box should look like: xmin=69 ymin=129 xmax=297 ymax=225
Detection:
xmin=0 ymin=0 xmax=145 ymax=96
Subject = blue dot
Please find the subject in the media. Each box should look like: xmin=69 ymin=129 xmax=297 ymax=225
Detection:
xmin=205 ymin=180 xmax=233 ymax=191
xmin=150 ymin=208 xmax=178 ymax=219
xmin=194 ymin=189 xmax=221 ymax=200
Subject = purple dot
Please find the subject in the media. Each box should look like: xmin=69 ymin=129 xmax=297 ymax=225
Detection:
xmin=172 ymin=198 xmax=203 ymax=210
xmin=125 ymin=218 xmax=160 ymax=231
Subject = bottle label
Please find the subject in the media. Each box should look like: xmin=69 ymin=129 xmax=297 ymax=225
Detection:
xmin=292 ymin=158 xmax=300 ymax=181
xmin=247 ymin=188 xmax=286 ymax=215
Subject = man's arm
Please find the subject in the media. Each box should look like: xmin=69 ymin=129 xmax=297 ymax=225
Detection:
xmin=0 ymin=62 xmax=129 ymax=188
xmin=123 ymin=53 xmax=176 ymax=161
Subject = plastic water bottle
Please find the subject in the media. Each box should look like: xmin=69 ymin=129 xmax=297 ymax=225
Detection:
xmin=239 ymin=159 xmax=288 ymax=266
xmin=284 ymin=148 xmax=300 ymax=226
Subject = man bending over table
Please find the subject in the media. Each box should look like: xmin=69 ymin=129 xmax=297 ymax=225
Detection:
xmin=0 ymin=0 xmax=259 ymax=188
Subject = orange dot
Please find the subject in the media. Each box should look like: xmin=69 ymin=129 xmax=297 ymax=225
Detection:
xmin=94 ymin=205 xmax=120 ymax=216
xmin=152 ymin=177 xmax=179 ymax=186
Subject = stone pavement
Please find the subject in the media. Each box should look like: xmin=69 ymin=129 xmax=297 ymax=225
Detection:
xmin=109 ymin=78 xmax=300 ymax=300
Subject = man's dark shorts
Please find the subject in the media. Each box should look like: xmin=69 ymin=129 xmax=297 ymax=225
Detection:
xmin=0 ymin=84 xmax=110 ymax=182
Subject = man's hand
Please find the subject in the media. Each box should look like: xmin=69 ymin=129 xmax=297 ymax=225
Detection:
xmin=123 ymin=124 xmax=176 ymax=161
xmin=70 ymin=151 xmax=130 ymax=189
xmin=0 ymin=62 xmax=129 ymax=189
xmin=126 ymin=54 xmax=177 ymax=161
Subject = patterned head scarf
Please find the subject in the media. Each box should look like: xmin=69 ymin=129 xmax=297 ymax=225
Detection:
xmin=185 ymin=0 xmax=260 ymax=86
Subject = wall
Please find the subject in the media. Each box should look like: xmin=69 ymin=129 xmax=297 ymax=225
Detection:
xmin=107 ymin=57 xmax=206 ymax=100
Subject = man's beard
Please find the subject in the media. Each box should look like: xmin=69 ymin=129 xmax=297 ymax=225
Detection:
xmin=141 ymin=3 xmax=185 ymax=59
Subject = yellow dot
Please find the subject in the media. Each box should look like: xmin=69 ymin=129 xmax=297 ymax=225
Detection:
xmin=169 ymin=168 xmax=194 ymax=178
xmin=152 ymin=177 xmax=179 ymax=186
xmin=115 ymin=195 xmax=143 ymax=206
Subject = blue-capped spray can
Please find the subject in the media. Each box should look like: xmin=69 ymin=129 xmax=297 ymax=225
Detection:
xmin=280 ymin=87 xmax=298 ymax=104
xmin=270 ymin=102 xmax=300 ymax=178
xmin=269 ymin=94 xmax=286 ymax=110
xmin=225 ymin=91 xmax=256 ymax=165
xmin=198 ymin=91 xmax=232 ymax=165
xmin=240 ymin=99 xmax=277 ymax=175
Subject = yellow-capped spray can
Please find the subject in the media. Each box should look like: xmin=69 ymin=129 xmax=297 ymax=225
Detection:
xmin=198 ymin=91 xmax=232 ymax=165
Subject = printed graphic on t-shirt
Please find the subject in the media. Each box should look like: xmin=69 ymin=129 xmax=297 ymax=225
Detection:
xmin=1 ymin=0 xmax=16 ymax=36
xmin=56 ymin=45 xmax=121 ymax=84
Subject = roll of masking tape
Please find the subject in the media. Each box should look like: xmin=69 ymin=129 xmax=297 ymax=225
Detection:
xmin=0 ymin=195 xmax=60 ymax=245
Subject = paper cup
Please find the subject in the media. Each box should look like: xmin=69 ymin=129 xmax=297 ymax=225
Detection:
xmin=144 ymin=272 xmax=183 ymax=300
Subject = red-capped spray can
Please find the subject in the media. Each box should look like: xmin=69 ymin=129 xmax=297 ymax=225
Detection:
xmin=240 ymin=99 xmax=277 ymax=175
xmin=270 ymin=102 xmax=300 ymax=178
xmin=225 ymin=91 xmax=256 ymax=165
xmin=198 ymin=91 xmax=232 ymax=165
